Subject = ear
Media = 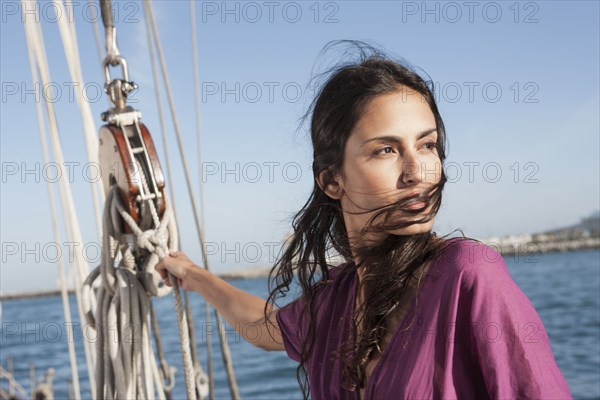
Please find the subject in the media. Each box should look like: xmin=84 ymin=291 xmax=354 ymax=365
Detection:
xmin=316 ymin=168 xmax=344 ymax=200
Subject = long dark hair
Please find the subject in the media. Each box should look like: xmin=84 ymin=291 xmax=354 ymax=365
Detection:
xmin=265 ymin=40 xmax=465 ymax=398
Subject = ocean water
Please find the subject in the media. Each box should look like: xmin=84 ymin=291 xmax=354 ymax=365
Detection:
xmin=1 ymin=249 xmax=598 ymax=399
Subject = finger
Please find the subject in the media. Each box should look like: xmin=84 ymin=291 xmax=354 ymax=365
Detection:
xmin=154 ymin=263 xmax=168 ymax=280
xmin=159 ymin=270 xmax=168 ymax=281
xmin=155 ymin=262 xmax=166 ymax=276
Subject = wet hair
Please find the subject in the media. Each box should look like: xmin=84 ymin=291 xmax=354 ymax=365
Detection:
xmin=265 ymin=40 xmax=471 ymax=398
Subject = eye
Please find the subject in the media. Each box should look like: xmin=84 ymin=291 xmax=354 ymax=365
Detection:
xmin=374 ymin=146 xmax=395 ymax=155
xmin=422 ymin=141 xmax=437 ymax=150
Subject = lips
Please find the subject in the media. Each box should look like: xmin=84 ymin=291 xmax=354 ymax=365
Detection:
xmin=399 ymin=190 xmax=428 ymax=210
xmin=403 ymin=201 xmax=426 ymax=209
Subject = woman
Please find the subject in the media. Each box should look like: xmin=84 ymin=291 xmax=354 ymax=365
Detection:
xmin=155 ymin=41 xmax=572 ymax=399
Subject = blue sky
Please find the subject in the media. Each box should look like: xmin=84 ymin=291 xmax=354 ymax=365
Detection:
xmin=1 ymin=0 xmax=599 ymax=292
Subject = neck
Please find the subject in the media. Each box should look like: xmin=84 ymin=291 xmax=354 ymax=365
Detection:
xmin=347 ymin=230 xmax=386 ymax=267
xmin=349 ymin=231 xmax=442 ymax=286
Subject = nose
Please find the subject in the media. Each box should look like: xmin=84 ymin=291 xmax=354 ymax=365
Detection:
xmin=399 ymin=150 xmax=423 ymax=186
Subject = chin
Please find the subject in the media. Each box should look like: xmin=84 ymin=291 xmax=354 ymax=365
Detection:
xmin=388 ymin=220 xmax=435 ymax=236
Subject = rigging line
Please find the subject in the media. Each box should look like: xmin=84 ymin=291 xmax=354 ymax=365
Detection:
xmin=88 ymin=0 xmax=104 ymax=64
xmin=150 ymin=304 xmax=175 ymax=400
xmin=169 ymin=275 xmax=197 ymax=400
xmin=189 ymin=1 xmax=215 ymax=399
xmin=52 ymin=0 xmax=102 ymax=341
xmin=189 ymin=0 xmax=207 ymax=233
xmin=136 ymin=156 xmax=201 ymax=399
xmin=142 ymin=15 xmax=199 ymax=399
xmin=88 ymin=0 xmax=112 ymax=111
xmin=142 ymin=4 xmax=176 ymax=219
xmin=0 ymin=366 xmax=27 ymax=399
xmin=29 ymin=364 xmax=34 ymax=398
xmin=140 ymin=7 xmax=197 ymax=399
xmin=93 ymin=182 xmax=177 ymax=399
xmin=142 ymin=10 xmax=206 ymax=400
xmin=94 ymin=1 xmax=204 ymax=398
xmin=21 ymin=2 xmax=97 ymax=397
xmin=143 ymin=1 xmax=240 ymax=398
xmin=23 ymin=19 xmax=81 ymax=400
xmin=149 ymin=333 xmax=169 ymax=400
xmin=27 ymin=3 xmax=99 ymax=307
xmin=54 ymin=0 xmax=105 ymax=242
xmin=143 ymin=0 xmax=208 ymax=272
xmin=104 ymin=181 xmax=197 ymax=399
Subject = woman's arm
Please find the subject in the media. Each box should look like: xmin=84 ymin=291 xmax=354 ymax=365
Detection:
xmin=155 ymin=251 xmax=285 ymax=351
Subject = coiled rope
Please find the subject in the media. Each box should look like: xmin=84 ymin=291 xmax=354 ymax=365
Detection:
xmin=83 ymin=181 xmax=208 ymax=399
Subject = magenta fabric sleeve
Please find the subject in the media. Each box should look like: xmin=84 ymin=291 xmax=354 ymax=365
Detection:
xmin=276 ymin=297 xmax=304 ymax=363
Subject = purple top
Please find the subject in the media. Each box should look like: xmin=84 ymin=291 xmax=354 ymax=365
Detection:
xmin=276 ymin=238 xmax=572 ymax=399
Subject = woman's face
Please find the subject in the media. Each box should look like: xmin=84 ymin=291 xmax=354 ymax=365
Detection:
xmin=323 ymin=87 xmax=442 ymax=244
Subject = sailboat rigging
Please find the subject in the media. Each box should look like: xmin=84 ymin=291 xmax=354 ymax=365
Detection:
xmin=15 ymin=0 xmax=243 ymax=398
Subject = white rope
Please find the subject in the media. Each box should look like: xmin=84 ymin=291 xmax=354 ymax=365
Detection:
xmin=21 ymin=2 xmax=97 ymax=396
xmin=139 ymin=20 xmax=183 ymax=394
xmin=22 ymin=1 xmax=220 ymax=398
xmin=143 ymin=2 xmax=240 ymax=397
xmin=84 ymin=184 xmax=170 ymax=399
xmin=149 ymin=347 xmax=167 ymax=400
xmin=85 ymin=185 xmax=164 ymax=399
xmin=133 ymin=159 xmax=200 ymax=399
xmin=83 ymin=179 xmax=209 ymax=399
xmin=189 ymin=2 xmax=215 ymax=398
xmin=143 ymin=3 xmax=211 ymax=398
xmin=23 ymin=12 xmax=81 ymax=398
xmin=32 ymin=368 xmax=55 ymax=400
xmin=170 ymin=276 xmax=197 ymax=399
xmin=52 ymin=0 xmax=105 ymax=241
xmin=0 ymin=366 xmax=27 ymax=399
xmin=189 ymin=0 xmax=207 ymax=231
xmin=88 ymin=0 xmax=104 ymax=65
xmin=149 ymin=301 xmax=177 ymax=398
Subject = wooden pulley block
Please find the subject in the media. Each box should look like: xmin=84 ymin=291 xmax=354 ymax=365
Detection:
xmin=98 ymin=120 xmax=166 ymax=231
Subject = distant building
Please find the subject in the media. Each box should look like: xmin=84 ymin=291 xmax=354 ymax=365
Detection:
xmin=481 ymin=210 xmax=600 ymax=255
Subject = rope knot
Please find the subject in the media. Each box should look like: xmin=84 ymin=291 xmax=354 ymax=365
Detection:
xmin=136 ymin=229 xmax=157 ymax=251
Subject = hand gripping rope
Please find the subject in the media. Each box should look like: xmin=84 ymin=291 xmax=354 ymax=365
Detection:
xmin=81 ymin=1 xmax=209 ymax=398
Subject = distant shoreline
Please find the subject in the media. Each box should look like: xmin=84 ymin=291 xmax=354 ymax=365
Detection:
xmin=0 ymin=267 xmax=274 ymax=301
xmin=2 ymin=244 xmax=598 ymax=302
xmin=484 ymin=237 xmax=600 ymax=256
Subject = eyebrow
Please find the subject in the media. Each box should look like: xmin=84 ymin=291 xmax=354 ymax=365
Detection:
xmin=361 ymin=128 xmax=438 ymax=147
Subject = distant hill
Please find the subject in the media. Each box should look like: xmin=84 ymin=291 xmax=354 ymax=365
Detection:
xmin=482 ymin=210 xmax=600 ymax=255
xmin=534 ymin=210 xmax=600 ymax=240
